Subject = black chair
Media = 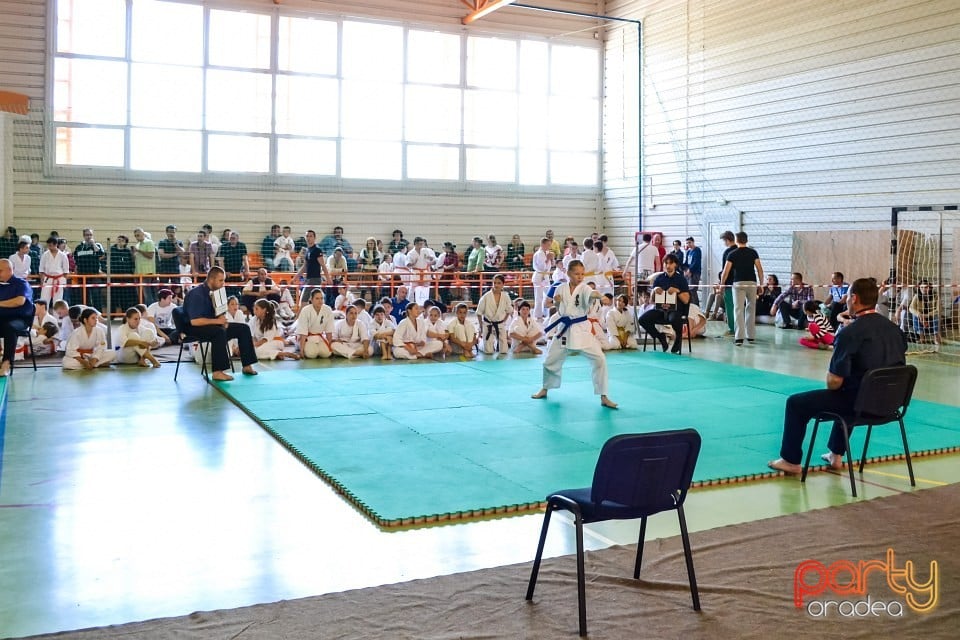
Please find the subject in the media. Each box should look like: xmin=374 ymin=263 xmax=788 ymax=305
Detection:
xmin=526 ymin=429 xmax=702 ymax=636
xmin=172 ymin=306 xmax=217 ymax=382
xmin=801 ymin=365 xmax=918 ymax=497
xmin=640 ymin=312 xmax=692 ymax=354
xmin=10 ymin=307 xmax=37 ymax=376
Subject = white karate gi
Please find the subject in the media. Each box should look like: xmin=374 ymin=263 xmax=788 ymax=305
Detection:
xmin=424 ymin=318 xmax=447 ymax=352
xmin=331 ymin=318 xmax=371 ymax=358
xmin=63 ymin=324 xmax=115 ymax=370
xmin=117 ymin=322 xmax=160 ymax=364
xmin=605 ymin=307 xmax=638 ymax=350
xmin=541 ymin=281 xmax=608 ymax=396
xmin=595 ymin=249 xmax=620 ymax=295
xmin=476 ymin=290 xmax=513 ymax=354
xmin=296 ymin=303 xmax=335 ymax=358
xmin=580 ymin=249 xmax=600 ymax=287
xmin=39 ymin=250 xmax=70 ymax=304
xmin=392 ymin=317 xmax=443 ymax=360
xmin=508 ymin=315 xmax=543 ymax=350
xmin=531 ymin=249 xmax=555 ymax=320
xmin=446 ymin=317 xmax=478 ymax=355
xmin=370 ymin=317 xmax=397 ymax=356
xmin=250 ymin=318 xmax=287 ymax=360
xmin=406 ymin=247 xmax=437 ymax=305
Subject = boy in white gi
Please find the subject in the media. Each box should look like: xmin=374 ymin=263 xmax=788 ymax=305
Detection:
xmin=296 ymin=288 xmax=335 ymax=359
xmin=476 ymin=274 xmax=513 ymax=355
xmin=447 ymin=303 xmax=478 ymax=357
xmin=531 ymin=261 xmax=617 ymax=409
xmin=531 ymin=237 xmax=555 ymax=321
xmin=63 ymin=308 xmax=116 ymax=370
xmin=331 ymin=305 xmax=371 ymax=359
xmin=392 ymin=303 xmax=443 ymax=360
xmin=370 ymin=305 xmax=396 ymax=360
xmin=509 ymin=300 xmax=544 ymax=355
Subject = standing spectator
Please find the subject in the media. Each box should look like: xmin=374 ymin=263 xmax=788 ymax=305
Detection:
xmin=10 ymin=240 xmax=31 ymax=279
xmin=0 ymin=227 xmax=19 ymax=260
xmin=261 ymin=224 xmax=281 ymax=269
xmin=545 ymin=229 xmax=562 ymax=260
xmin=73 ymin=228 xmax=106 ymax=312
xmin=720 ymin=231 xmax=764 ymax=346
xmin=719 ymin=230 xmax=737 ymax=335
xmin=109 ymin=234 xmax=136 ymax=315
xmin=669 ymin=240 xmax=684 ymax=266
xmin=625 ymin=233 xmax=658 ymax=283
xmin=218 ymin=231 xmax=249 ymax=297
xmin=910 ymin=278 xmax=941 ymax=350
xmin=294 ymin=230 xmax=328 ymax=306
xmin=357 ymin=236 xmax=382 ymax=302
xmin=325 ymin=246 xmax=349 ymax=306
xmin=756 ymin=274 xmax=781 ymax=319
xmin=388 ymin=229 xmax=409 ymax=255
xmin=29 ymin=233 xmax=42 ymax=274
xmin=273 ymin=226 xmax=295 ymax=272
xmin=531 ymin=237 xmax=555 ymax=321
xmin=189 ymin=229 xmax=215 ymax=275
xmin=132 ymin=228 xmax=158 ymax=305
xmin=683 ymin=237 xmax=702 ymax=307
xmin=464 ymin=236 xmax=485 ymax=304
xmin=652 ymin=232 xmax=667 ymax=264
xmin=377 ymin=253 xmax=394 ymax=300
xmin=826 ymin=272 xmax=850 ymax=330
xmin=0 ymin=258 xmax=35 ymax=377
xmin=437 ymin=242 xmax=461 ymax=306
xmin=320 ymin=226 xmax=353 ymax=256
xmin=157 ymin=225 xmax=185 ymax=280
xmin=483 ymin=235 xmax=503 ymax=273
xmin=505 ymin=234 xmax=525 ymax=271
xmin=39 ymin=236 xmax=70 ymax=304
xmin=202 ymin=224 xmax=220 ymax=257
xmin=772 ymin=272 xmax=816 ymax=330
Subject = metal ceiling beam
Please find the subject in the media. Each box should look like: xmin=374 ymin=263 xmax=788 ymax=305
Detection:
xmin=462 ymin=0 xmax=518 ymax=25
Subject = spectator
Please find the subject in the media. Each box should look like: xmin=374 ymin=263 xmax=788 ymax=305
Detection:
xmin=509 ymin=300 xmax=544 ymax=355
xmin=406 ymin=237 xmax=437 ymax=306
xmin=240 ymin=267 xmax=281 ymax=313
xmin=273 ymin=226 xmax=296 ymax=272
xmin=505 ymin=234 xmax=525 ymax=271
xmin=218 ymin=231 xmax=250 ymax=297
xmin=390 ymin=286 xmax=411 ymax=325
xmin=595 ymin=236 xmax=619 ymax=296
xmin=756 ymin=274 xmax=781 ymax=319
xmin=58 ymin=238 xmax=76 ymax=278
xmin=132 ymin=228 xmax=158 ymax=305
xmin=294 ymin=230 xmax=329 ymax=307
xmin=652 ymin=232 xmax=667 ymax=263
xmin=826 ymin=271 xmax=850 ymax=330
xmin=531 ymin=237 xmax=555 ymax=321
xmin=0 ymin=227 xmax=19 ymax=260
xmin=109 ymin=235 xmax=137 ymax=315
xmin=29 ymin=233 xmax=42 ymax=276
xmin=146 ymin=288 xmax=178 ymax=344
xmin=357 ymin=236 xmax=382 ymax=301
xmin=73 ymin=228 xmax=106 ymax=312
xmin=377 ymin=253 xmax=394 ymax=301
xmin=202 ymin=224 xmax=220 ymax=256
xmin=437 ymin=241 xmax=461 ymax=305
xmin=545 ymin=229 xmax=562 ymax=260
xmin=388 ymin=229 xmax=409 ymax=255
xmin=249 ymin=299 xmax=299 ymax=361
xmin=464 ymin=236 xmax=485 ymax=304
xmin=117 ymin=307 xmax=161 ymax=367
xmin=325 ymin=246 xmax=349 ymax=306
xmin=330 ymin=304 xmax=371 ymax=359
xmin=392 ymin=303 xmax=442 ymax=360
xmin=261 ymin=225 xmax=281 ymax=268
xmin=483 ymin=235 xmax=503 ymax=273
xmin=370 ymin=304 xmax=396 ymax=360
xmin=189 ymin=229 xmax=216 ymax=275
xmin=62 ymin=308 xmax=115 ymax=371
xmin=10 ymin=240 xmax=31 ymax=280
xmin=39 ymin=236 xmax=70 ymax=304
xmin=683 ymin=236 xmax=702 ymax=307
xmin=446 ymin=302 xmax=478 ymax=357
xmin=320 ymin=226 xmax=353 ymax=256
xmin=910 ymin=278 xmax=941 ymax=350
xmin=717 ymin=230 xmax=737 ymax=335
xmin=772 ymin=272 xmax=816 ymax=330
xmin=798 ymin=300 xmax=834 ymax=350
xmin=625 ymin=233 xmax=658 ymax=282
xmin=720 ymin=231 xmax=764 ymax=346
xmin=669 ymin=240 xmax=684 ymax=267
xmin=156 ymin=225 xmax=185 ymax=279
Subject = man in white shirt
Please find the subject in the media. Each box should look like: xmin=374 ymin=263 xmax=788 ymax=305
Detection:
xmin=625 ymin=232 xmax=658 ymax=283
xmin=10 ymin=240 xmax=32 ymax=280
xmin=273 ymin=226 xmax=295 ymax=271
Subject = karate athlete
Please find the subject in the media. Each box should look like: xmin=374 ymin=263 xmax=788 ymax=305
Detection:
xmin=331 ymin=305 xmax=372 ymax=359
xmin=63 ymin=308 xmax=116 ymax=370
xmin=531 ymin=237 xmax=555 ymax=321
xmin=250 ymin=299 xmax=299 ymax=361
xmin=446 ymin=303 xmax=479 ymax=357
xmin=295 ymin=288 xmax=335 ymax=359
xmin=369 ymin=305 xmax=397 ymax=360
xmin=605 ymin=294 xmax=639 ymax=350
xmin=424 ymin=305 xmax=451 ymax=356
xmin=475 ymin=274 xmax=513 ymax=355
xmin=117 ymin=307 xmax=161 ymax=367
xmin=508 ymin=300 xmax=544 ymax=355
xmin=392 ymin=303 xmax=443 ymax=360
xmin=39 ymin=236 xmax=70 ymax=304
xmin=531 ymin=260 xmax=617 ymax=409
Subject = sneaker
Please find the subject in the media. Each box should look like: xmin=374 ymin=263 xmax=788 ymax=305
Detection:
xmin=735 ymin=339 xmax=743 ymax=346
xmin=747 ymin=339 xmax=755 ymax=344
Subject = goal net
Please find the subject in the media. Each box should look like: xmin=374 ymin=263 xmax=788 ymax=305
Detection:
xmin=891 ymin=206 xmax=959 ymax=357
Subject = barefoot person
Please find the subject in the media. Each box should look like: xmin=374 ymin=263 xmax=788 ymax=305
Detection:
xmin=182 ymin=266 xmax=259 ymax=381
xmin=532 ymin=260 xmax=617 ymax=409
xmin=768 ymin=278 xmax=907 ymax=475
xmin=117 ymin=307 xmax=161 ymax=367
xmin=0 ymin=258 xmax=35 ymax=377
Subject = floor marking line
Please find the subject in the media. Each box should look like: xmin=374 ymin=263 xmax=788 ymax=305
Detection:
xmin=861 ymin=469 xmax=948 ymax=485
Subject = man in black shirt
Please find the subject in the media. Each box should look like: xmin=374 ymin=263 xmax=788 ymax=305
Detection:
xmin=218 ymin=231 xmax=249 ymax=297
xmin=157 ymin=225 xmax=185 ymax=279
xmin=719 ymin=230 xmax=736 ymax=334
xmin=109 ymin=234 xmax=136 ymax=314
xmin=73 ymin=228 xmax=106 ymax=312
xmin=294 ymin=230 xmax=329 ymax=306
xmin=769 ymin=278 xmax=907 ymax=475
xmin=638 ymin=254 xmax=690 ymax=354
xmin=720 ymin=231 xmax=764 ymax=346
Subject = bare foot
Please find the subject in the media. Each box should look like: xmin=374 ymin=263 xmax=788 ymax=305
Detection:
xmin=0 ymin=361 xmax=9 ymax=377
xmin=147 ymin=354 xmax=161 ymax=367
xmin=137 ymin=358 xmax=149 ymax=368
xmin=820 ymin=452 xmax=843 ymax=470
xmin=531 ymin=389 xmax=548 ymax=399
xmin=531 ymin=347 xmax=543 ymax=355
xmin=212 ymin=371 xmax=234 ymax=381
xmin=767 ymin=458 xmax=802 ymax=475
xmin=241 ymin=366 xmax=258 ymax=376
xmin=601 ymin=396 xmax=618 ymax=409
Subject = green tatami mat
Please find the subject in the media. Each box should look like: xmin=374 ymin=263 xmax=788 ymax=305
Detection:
xmin=213 ymin=353 xmax=960 ymax=527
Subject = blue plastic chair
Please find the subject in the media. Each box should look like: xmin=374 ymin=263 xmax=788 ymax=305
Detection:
xmin=525 ymin=429 xmax=702 ymax=636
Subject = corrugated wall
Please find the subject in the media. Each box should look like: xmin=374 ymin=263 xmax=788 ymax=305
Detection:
xmin=0 ymin=0 xmax=606 ymax=250
xmin=604 ymin=0 xmax=960 ymax=283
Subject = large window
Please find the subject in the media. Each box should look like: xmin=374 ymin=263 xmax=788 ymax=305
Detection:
xmin=53 ymin=0 xmax=601 ymax=185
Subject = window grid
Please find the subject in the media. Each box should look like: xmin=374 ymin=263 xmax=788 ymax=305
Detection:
xmin=51 ymin=1 xmax=600 ymax=185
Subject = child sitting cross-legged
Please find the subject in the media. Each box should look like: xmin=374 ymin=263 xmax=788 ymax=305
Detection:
xmin=798 ymin=300 xmax=834 ymax=349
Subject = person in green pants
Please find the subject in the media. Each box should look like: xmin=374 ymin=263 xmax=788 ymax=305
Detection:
xmin=720 ymin=230 xmax=737 ymax=334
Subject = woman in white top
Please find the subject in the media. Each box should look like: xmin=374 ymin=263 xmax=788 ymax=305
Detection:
xmin=331 ymin=305 xmax=371 ymax=359
xmin=483 ymin=235 xmax=503 ymax=272
xmin=392 ymin=303 xmax=442 ymax=360
xmin=63 ymin=308 xmax=116 ymax=370
xmin=117 ymin=307 xmax=161 ymax=367
xmin=250 ymin=300 xmax=299 ymax=361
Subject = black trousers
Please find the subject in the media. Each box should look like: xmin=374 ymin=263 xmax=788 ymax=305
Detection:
xmin=241 ymin=293 xmax=281 ymax=314
xmin=780 ymin=388 xmax=857 ymax=464
xmin=190 ymin=323 xmax=258 ymax=372
xmin=1 ymin=315 xmax=31 ymax=364
xmin=777 ymin=304 xmax=807 ymax=329
xmin=639 ymin=308 xmax=684 ymax=349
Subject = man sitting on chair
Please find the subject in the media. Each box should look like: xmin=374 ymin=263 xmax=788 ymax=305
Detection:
xmin=183 ymin=266 xmax=259 ymax=381
xmin=638 ymin=254 xmax=690 ymax=354
xmin=0 ymin=258 xmax=35 ymax=377
xmin=769 ymin=278 xmax=906 ymax=474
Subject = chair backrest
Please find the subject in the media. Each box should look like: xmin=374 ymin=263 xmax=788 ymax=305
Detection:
xmin=590 ymin=429 xmax=701 ymax=513
xmin=853 ymin=365 xmax=918 ymax=420
xmin=171 ymin=306 xmax=191 ymax=340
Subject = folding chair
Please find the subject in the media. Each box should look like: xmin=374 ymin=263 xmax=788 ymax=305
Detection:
xmin=801 ymin=365 xmax=918 ymax=497
xmin=526 ymin=429 xmax=702 ymax=636
xmin=172 ymin=306 xmax=223 ymax=381
xmin=640 ymin=312 xmax=692 ymax=354
xmin=9 ymin=307 xmax=37 ymax=376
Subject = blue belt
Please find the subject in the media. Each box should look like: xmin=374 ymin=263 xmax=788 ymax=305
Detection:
xmin=544 ymin=315 xmax=588 ymax=338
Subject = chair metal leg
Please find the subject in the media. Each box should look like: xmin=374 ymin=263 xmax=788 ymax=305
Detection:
xmin=174 ymin=343 xmax=185 ymax=381
xmin=899 ymin=419 xmax=916 ymax=487
xmin=525 ymin=505 xmax=554 ymax=600
xmin=677 ymin=505 xmax=701 ymax=611
xmin=858 ymin=425 xmax=873 ymax=475
xmin=28 ymin=337 xmax=37 ymax=371
xmin=840 ymin=420 xmax=857 ymax=497
xmin=633 ymin=515 xmax=647 ymax=579
xmin=801 ymin=419 xmax=823 ymax=483
xmin=574 ymin=512 xmax=587 ymax=637
xmin=198 ymin=342 xmax=209 ymax=380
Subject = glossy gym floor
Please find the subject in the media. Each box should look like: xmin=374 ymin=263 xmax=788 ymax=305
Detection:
xmin=1 ymin=322 xmax=957 ymax=638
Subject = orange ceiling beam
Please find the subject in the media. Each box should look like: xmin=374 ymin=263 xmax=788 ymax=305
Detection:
xmin=0 ymin=91 xmax=29 ymax=115
xmin=462 ymin=0 xmax=518 ymax=24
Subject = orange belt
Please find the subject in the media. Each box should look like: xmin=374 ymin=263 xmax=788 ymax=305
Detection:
xmin=308 ymin=332 xmax=332 ymax=349
xmin=588 ymin=318 xmax=602 ymax=335
xmin=78 ymin=348 xmax=94 ymax=355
